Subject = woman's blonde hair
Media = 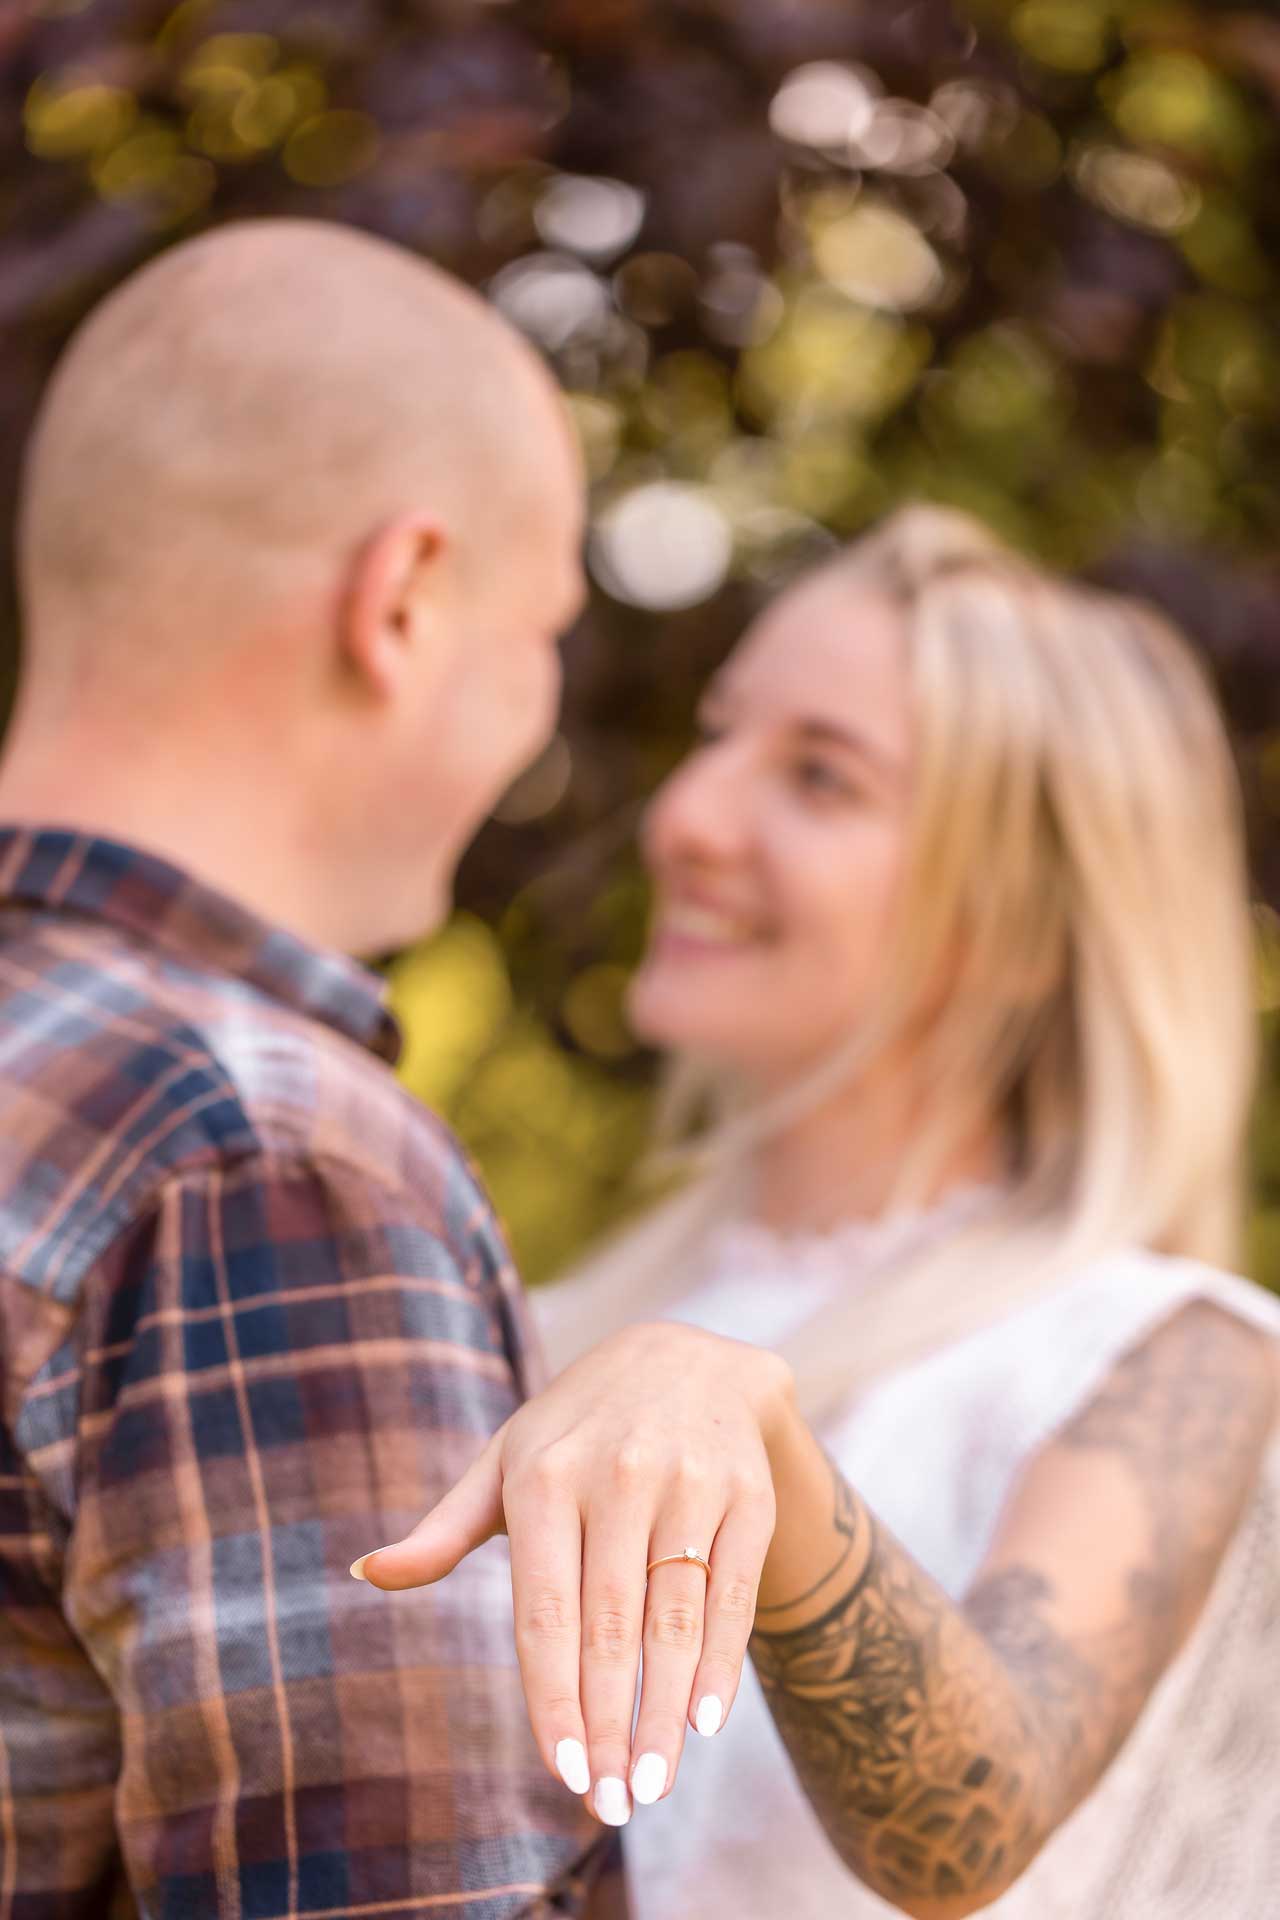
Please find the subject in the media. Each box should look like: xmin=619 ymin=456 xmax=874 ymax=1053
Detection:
xmin=539 ymin=505 xmax=1258 ymax=1417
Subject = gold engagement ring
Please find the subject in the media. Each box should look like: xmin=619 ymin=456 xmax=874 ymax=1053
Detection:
xmin=646 ymin=1545 xmax=712 ymax=1580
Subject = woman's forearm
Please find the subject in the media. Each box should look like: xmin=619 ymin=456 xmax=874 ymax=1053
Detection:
xmin=751 ymin=1403 xmax=1069 ymax=1920
xmin=750 ymin=1303 xmax=1274 ymax=1920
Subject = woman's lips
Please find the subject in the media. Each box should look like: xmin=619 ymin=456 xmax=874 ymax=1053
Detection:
xmin=649 ymin=903 xmax=767 ymax=957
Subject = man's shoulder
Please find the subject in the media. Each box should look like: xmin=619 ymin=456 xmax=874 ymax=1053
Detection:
xmin=0 ymin=912 xmax=480 ymax=1305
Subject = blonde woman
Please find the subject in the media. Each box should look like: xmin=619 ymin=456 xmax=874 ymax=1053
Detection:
xmin=358 ymin=508 xmax=1280 ymax=1919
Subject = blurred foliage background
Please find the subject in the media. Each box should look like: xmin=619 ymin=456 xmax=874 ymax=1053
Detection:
xmin=4 ymin=0 xmax=1280 ymax=1286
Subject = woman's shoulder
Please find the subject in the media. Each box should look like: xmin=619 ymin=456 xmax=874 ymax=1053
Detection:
xmin=919 ymin=1243 xmax=1280 ymax=1391
xmin=1048 ymin=1244 xmax=1280 ymax=1345
xmin=957 ymin=1245 xmax=1280 ymax=1469
xmin=853 ymin=1247 xmax=1280 ymax=1595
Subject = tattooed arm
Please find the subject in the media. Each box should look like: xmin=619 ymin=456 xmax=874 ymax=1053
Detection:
xmin=750 ymin=1302 xmax=1277 ymax=1919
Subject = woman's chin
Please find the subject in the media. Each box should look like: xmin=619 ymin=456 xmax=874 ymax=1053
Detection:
xmin=626 ymin=974 xmax=751 ymax=1063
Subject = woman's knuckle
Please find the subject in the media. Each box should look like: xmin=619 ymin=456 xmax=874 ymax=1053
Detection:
xmin=595 ymin=1575 xmax=633 ymax=1615
xmin=505 ymin=1455 xmax=560 ymax=1511
xmin=518 ymin=1588 xmax=575 ymax=1645
xmin=586 ymin=1717 xmax=634 ymax=1750
xmin=701 ymin=1648 xmax=741 ymax=1688
xmin=672 ymin=1452 xmax=708 ymax=1493
xmin=635 ymin=1713 xmax=686 ymax=1757
xmin=541 ymin=1441 xmax=584 ymax=1488
xmin=647 ymin=1601 xmax=702 ymax=1651
xmin=738 ymin=1487 xmax=778 ymax=1536
xmin=500 ymin=1473 xmax=528 ymax=1522
xmin=716 ymin=1575 xmax=759 ymax=1624
xmin=731 ymin=1464 xmax=773 ymax=1506
xmin=524 ymin=1449 xmax=560 ymax=1489
xmin=611 ymin=1441 xmax=651 ymax=1483
xmin=584 ymin=1604 xmax=635 ymax=1660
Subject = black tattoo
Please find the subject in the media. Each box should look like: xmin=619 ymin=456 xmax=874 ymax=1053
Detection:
xmin=753 ymin=1497 xmax=1042 ymax=1907
xmin=750 ymin=1304 xmax=1274 ymax=1911
xmin=755 ymin=1456 xmax=863 ymax=1617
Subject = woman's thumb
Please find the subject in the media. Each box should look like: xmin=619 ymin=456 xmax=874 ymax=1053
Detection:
xmin=350 ymin=1435 xmax=505 ymax=1590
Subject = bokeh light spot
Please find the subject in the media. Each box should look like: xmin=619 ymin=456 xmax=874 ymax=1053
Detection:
xmin=565 ymin=393 xmax=624 ymax=481
xmin=1179 ymin=191 xmax=1274 ymax=298
xmin=981 ymin=108 xmax=1063 ymax=189
xmin=768 ymin=61 xmax=880 ymax=154
xmin=1072 ymin=145 xmax=1200 ymax=233
xmin=813 ymin=200 xmax=944 ymax=311
xmin=25 ymin=78 xmax=137 ymax=160
xmin=1256 ymin=905 xmax=1280 ymax=1014
xmin=562 ymin=964 xmax=635 ymax=1060
xmin=1103 ymin=52 xmax=1255 ymax=171
xmin=91 ymin=125 xmax=182 ymax=199
xmin=183 ymin=33 xmax=278 ymax=83
xmin=931 ymin=324 xmax=1070 ymax=448
xmin=490 ymin=252 xmax=611 ymax=350
xmin=1136 ymin=446 xmax=1218 ymax=536
xmin=740 ymin=287 xmax=931 ymax=429
xmin=231 ymin=75 xmax=309 ymax=150
xmin=849 ymin=100 xmax=954 ymax=176
xmin=613 ymin=251 xmax=699 ymax=328
xmin=929 ymin=78 xmax=1020 ymax=151
xmin=388 ymin=915 xmax=513 ymax=1111
xmin=590 ymin=482 xmax=733 ymax=610
xmin=1012 ymin=0 xmax=1111 ymax=74
xmin=535 ymin=173 xmax=646 ymax=262
xmin=283 ymin=109 xmax=379 ymax=187
xmin=699 ymin=244 xmax=784 ymax=348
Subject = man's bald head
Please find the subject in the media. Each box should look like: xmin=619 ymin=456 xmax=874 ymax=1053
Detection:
xmin=18 ymin=218 xmax=578 ymax=697
xmin=7 ymin=219 xmax=586 ymax=955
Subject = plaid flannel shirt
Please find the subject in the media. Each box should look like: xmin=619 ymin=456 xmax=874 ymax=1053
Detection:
xmin=0 ymin=828 xmax=625 ymax=1920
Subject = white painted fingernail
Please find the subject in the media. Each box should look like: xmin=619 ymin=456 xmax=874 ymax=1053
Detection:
xmin=593 ymin=1776 xmax=631 ymax=1827
xmin=630 ymin=1752 xmax=668 ymax=1806
xmin=350 ymin=1549 xmax=390 ymax=1582
xmin=555 ymin=1739 xmax=590 ymax=1796
xmin=695 ymin=1694 xmax=723 ymax=1738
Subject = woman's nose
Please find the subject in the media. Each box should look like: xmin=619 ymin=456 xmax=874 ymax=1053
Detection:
xmin=641 ymin=743 xmax=752 ymax=872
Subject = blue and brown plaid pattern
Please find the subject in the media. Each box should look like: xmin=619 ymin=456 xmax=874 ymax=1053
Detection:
xmin=0 ymin=829 xmax=624 ymax=1920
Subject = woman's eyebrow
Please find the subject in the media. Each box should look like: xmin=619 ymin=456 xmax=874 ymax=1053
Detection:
xmin=792 ymin=716 xmax=904 ymax=779
xmin=696 ymin=695 xmax=904 ymax=781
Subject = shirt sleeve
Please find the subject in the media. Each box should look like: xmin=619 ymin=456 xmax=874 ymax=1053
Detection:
xmin=3 ymin=1147 xmax=609 ymax=1919
xmin=0 ymin=1397 xmax=135 ymax=1916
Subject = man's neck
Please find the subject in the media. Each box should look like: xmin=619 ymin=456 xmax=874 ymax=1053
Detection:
xmin=0 ymin=716 xmax=353 ymax=953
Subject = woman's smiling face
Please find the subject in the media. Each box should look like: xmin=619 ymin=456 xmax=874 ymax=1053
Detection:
xmin=627 ymin=568 xmax=915 ymax=1087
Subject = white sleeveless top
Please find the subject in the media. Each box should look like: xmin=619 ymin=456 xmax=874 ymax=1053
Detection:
xmin=617 ymin=1219 xmax=1280 ymax=1920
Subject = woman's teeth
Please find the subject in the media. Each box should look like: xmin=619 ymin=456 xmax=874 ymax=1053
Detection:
xmin=661 ymin=905 xmax=759 ymax=945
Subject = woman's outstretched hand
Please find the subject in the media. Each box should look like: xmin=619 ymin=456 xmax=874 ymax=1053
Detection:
xmin=350 ymin=1322 xmax=790 ymax=1825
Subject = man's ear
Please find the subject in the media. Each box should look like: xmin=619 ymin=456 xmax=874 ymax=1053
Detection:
xmin=341 ymin=513 xmax=449 ymax=698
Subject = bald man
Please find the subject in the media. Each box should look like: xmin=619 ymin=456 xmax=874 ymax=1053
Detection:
xmin=0 ymin=222 xmax=623 ymax=1919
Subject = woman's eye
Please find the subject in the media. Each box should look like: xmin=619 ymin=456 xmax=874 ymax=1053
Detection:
xmin=793 ymin=758 xmax=853 ymax=797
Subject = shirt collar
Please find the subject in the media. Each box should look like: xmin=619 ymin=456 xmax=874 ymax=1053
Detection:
xmin=0 ymin=827 xmax=403 ymax=1065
